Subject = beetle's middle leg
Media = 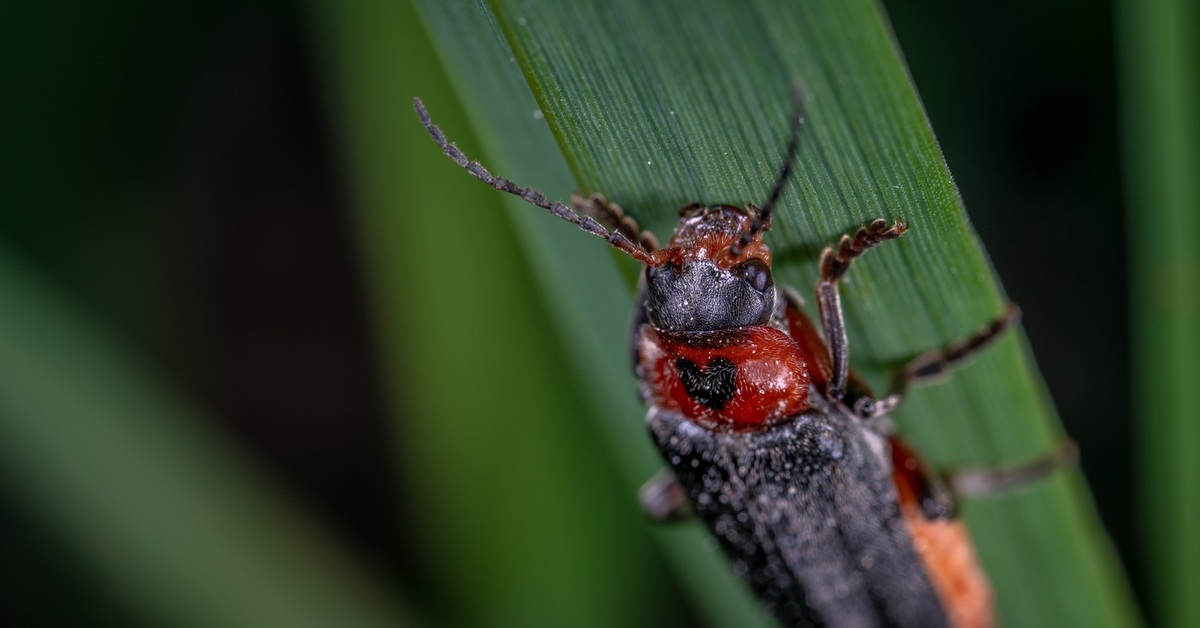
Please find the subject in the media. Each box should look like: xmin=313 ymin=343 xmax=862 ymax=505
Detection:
xmin=889 ymin=303 xmax=1021 ymax=399
xmin=853 ymin=304 xmax=1022 ymax=419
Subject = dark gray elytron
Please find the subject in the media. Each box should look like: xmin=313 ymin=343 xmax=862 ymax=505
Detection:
xmin=646 ymin=404 xmax=948 ymax=627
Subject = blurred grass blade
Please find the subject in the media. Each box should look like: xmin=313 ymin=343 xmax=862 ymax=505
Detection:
xmin=0 ymin=245 xmax=411 ymax=628
xmin=1117 ymin=0 xmax=1200 ymax=624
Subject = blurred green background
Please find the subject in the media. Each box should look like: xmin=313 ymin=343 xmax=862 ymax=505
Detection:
xmin=0 ymin=0 xmax=1192 ymax=626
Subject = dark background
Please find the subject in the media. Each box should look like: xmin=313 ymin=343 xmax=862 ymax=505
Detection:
xmin=0 ymin=0 xmax=1135 ymax=625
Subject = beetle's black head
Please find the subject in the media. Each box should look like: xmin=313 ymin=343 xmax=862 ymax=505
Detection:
xmin=642 ymin=205 xmax=776 ymax=332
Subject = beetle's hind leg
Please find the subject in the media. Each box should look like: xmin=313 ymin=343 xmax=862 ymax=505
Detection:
xmin=949 ymin=439 xmax=1079 ymax=497
xmin=892 ymin=433 xmax=1078 ymax=520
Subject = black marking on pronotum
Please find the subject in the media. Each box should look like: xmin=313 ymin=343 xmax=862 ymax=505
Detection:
xmin=675 ymin=357 xmax=737 ymax=410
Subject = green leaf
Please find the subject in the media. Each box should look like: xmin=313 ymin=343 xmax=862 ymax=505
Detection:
xmin=330 ymin=0 xmax=1139 ymax=625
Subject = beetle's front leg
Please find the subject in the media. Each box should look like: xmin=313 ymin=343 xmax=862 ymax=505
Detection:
xmin=816 ymin=219 xmax=908 ymax=399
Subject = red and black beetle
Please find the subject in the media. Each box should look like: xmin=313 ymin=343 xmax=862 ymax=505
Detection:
xmin=414 ymin=85 xmax=1071 ymax=628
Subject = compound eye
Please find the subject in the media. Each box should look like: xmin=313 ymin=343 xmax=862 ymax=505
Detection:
xmin=736 ymin=258 xmax=772 ymax=292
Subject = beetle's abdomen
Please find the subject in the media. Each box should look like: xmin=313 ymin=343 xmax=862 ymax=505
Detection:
xmin=637 ymin=325 xmax=809 ymax=430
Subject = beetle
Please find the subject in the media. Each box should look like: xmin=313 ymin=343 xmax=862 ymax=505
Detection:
xmin=413 ymin=86 xmax=1072 ymax=628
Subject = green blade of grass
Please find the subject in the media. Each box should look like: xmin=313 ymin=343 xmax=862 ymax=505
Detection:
xmin=1118 ymin=0 xmax=1200 ymax=624
xmin=0 ymin=245 xmax=411 ymax=628
xmin=374 ymin=0 xmax=1136 ymax=625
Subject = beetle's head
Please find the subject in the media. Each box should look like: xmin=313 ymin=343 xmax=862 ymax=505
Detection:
xmin=641 ymin=205 xmax=775 ymax=332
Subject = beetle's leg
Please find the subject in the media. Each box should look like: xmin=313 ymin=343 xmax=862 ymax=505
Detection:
xmin=885 ymin=304 xmax=1022 ymax=407
xmin=949 ymin=439 xmax=1078 ymax=497
xmin=877 ymin=305 xmax=1073 ymax=496
xmin=571 ymin=192 xmax=660 ymax=253
xmin=817 ymin=219 xmax=908 ymax=398
xmin=895 ymin=436 xmax=1077 ymax=521
xmin=639 ymin=469 xmax=693 ymax=522
xmin=849 ymin=304 xmax=1021 ymax=419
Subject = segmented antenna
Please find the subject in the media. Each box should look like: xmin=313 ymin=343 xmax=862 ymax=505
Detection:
xmin=731 ymin=82 xmax=806 ymax=257
xmin=414 ymin=98 xmax=659 ymax=265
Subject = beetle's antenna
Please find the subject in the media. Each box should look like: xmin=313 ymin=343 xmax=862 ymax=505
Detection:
xmin=731 ymin=81 xmax=806 ymax=256
xmin=414 ymin=98 xmax=660 ymax=265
